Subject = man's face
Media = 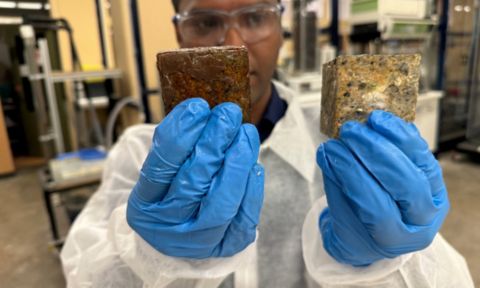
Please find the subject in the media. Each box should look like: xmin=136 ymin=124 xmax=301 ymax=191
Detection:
xmin=175 ymin=0 xmax=283 ymax=104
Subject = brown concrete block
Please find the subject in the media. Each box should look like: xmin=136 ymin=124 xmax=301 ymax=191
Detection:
xmin=157 ymin=46 xmax=251 ymax=122
xmin=321 ymin=54 xmax=421 ymax=138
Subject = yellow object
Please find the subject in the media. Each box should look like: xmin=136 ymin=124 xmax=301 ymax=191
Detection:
xmin=0 ymin=101 xmax=15 ymax=175
xmin=83 ymin=65 xmax=107 ymax=83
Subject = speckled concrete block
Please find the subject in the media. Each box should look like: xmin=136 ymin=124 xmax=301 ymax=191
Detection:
xmin=321 ymin=54 xmax=421 ymax=138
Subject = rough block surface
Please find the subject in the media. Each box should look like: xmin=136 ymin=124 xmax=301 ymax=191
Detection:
xmin=321 ymin=54 xmax=421 ymax=138
xmin=157 ymin=46 xmax=251 ymax=122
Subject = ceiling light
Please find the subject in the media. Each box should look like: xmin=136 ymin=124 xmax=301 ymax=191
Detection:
xmin=0 ymin=16 xmax=22 ymax=24
xmin=0 ymin=1 xmax=16 ymax=8
xmin=17 ymin=2 xmax=43 ymax=10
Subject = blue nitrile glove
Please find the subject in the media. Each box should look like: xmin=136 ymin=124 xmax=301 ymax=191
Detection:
xmin=127 ymin=98 xmax=264 ymax=259
xmin=316 ymin=110 xmax=450 ymax=267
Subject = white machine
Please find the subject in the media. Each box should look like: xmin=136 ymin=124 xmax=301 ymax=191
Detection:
xmin=349 ymin=0 xmax=437 ymax=40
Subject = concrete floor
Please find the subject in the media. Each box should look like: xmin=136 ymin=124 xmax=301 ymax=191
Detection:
xmin=0 ymin=168 xmax=66 ymax=287
xmin=0 ymin=152 xmax=479 ymax=287
xmin=439 ymin=153 xmax=480 ymax=285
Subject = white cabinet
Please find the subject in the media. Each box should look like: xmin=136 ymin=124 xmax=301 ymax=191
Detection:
xmin=415 ymin=91 xmax=443 ymax=152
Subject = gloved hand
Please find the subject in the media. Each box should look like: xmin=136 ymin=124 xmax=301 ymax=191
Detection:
xmin=127 ymin=98 xmax=264 ymax=259
xmin=316 ymin=110 xmax=450 ymax=267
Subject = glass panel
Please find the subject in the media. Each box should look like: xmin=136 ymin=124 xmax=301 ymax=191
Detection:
xmin=439 ymin=0 xmax=475 ymax=142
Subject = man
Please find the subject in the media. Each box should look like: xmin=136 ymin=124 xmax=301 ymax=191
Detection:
xmin=61 ymin=0 xmax=474 ymax=287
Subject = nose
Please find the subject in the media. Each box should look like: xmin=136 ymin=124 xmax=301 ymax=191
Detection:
xmin=223 ymin=27 xmax=246 ymax=47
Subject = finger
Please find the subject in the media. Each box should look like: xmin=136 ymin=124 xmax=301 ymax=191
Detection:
xmin=319 ymin=207 xmax=384 ymax=266
xmin=170 ymin=126 xmax=261 ymax=258
xmin=162 ymin=102 xmax=243 ymax=222
xmin=213 ymin=164 xmax=264 ymax=257
xmin=367 ymin=110 xmax=445 ymax=197
xmin=317 ymin=148 xmax=385 ymax=266
xmin=135 ymin=98 xmax=210 ymax=203
xmin=320 ymin=140 xmax=407 ymax=252
xmin=196 ymin=124 xmax=260 ymax=229
xmin=316 ymin=142 xmax=339 ymax=184
xmin=339 ymin=121 xmax=437 ymax=226
xmin=125 ymin=211 xmax=227 ymax=259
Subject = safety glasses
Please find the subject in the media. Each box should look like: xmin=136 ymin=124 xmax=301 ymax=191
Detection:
xmin=173 ymin=3 xmax=284 ymax=46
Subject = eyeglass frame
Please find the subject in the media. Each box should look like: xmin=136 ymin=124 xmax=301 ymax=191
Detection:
xmin=172 ymin=3 xmax=285 ymax=45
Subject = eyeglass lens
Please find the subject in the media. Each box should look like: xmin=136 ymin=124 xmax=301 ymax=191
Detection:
xmin=179 ymin=7 xmax=280 ymax=46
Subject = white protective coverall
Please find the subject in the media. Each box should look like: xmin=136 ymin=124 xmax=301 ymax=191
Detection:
xmin=61 ymin=82 xmax=474 ymax=288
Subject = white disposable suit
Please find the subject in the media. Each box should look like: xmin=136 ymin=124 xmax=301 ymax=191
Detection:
xmin=61 ymin=82 xmax=474 ymax=288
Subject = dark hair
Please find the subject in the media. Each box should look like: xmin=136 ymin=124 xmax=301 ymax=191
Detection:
xmin=172 ymin=0 xmax=280 ymax=12
xmin=172 ymin=0 xmax=181 ymax=12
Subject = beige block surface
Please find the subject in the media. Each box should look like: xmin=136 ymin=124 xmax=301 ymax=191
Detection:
xmin=321 ymin=54 xmax=421 ymax=138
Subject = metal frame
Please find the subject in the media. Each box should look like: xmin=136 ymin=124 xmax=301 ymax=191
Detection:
xmin=331 ymin=0 xmax=340 ymax=51
xmin=23 ymin=36 xmax=122 ymax=155
xmin=129 ymin=0 xmax=152 ymax=123
xmin=95 ymin=0 xmax=109 ymax=68
xmin=436 ymin=0 xmax=449 ymax=90
xmin=466 ymin=1 xmax=480 ymax=140
xmin=20 ymin=25 xmax=53 ymax=158
xmin=38 ymin=39 xmax=65 ymax=153
xmin=39 ymin=167 xmax=101 ymax=246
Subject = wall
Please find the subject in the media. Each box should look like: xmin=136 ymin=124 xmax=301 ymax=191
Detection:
xmin=110 ymin=0 xmax=178 ymax=123
xmin=49 ymin=0 xmax=104 ymax=70
xmin=140 ymin=0 xmax=178 ymax=122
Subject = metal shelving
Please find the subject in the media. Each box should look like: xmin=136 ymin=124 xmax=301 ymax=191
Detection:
xmin=24 ymin=38 xmax=122 ymax=154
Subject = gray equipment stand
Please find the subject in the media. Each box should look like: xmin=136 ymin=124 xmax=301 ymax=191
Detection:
xmin=35 ymin=38 xmax=122 ymax=154
xmin=20 ymin=26 xmax=54 ymax=158
xmin=19 ymin=27 xmax=123 ymax=246
xmin=21 ymin=26 xmax=122 ymax=155
xmin=39 ymin=167 xmax=101 ymax=247
xmin=458 ymin=3 xmax=480 ymax=155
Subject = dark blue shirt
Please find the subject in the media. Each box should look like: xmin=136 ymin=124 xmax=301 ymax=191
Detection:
xmin=255 ymin=84 xmax=288 ymax=143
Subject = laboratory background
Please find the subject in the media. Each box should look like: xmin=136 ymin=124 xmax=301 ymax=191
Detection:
xmin=0 ymin=0 xmax=479 ymax=287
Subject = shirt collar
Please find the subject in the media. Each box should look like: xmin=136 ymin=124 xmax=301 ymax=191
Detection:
xmin=255 ymin=84 xmax=288 ymax=143
xmin=260 ymin=81 xmax=319 ymax=183
xmin=262 ymin=84 xmax=287 ymax=125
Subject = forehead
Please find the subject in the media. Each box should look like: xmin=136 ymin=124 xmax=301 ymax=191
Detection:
xmin=178 ymin=0 xmax=277 ymax=12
